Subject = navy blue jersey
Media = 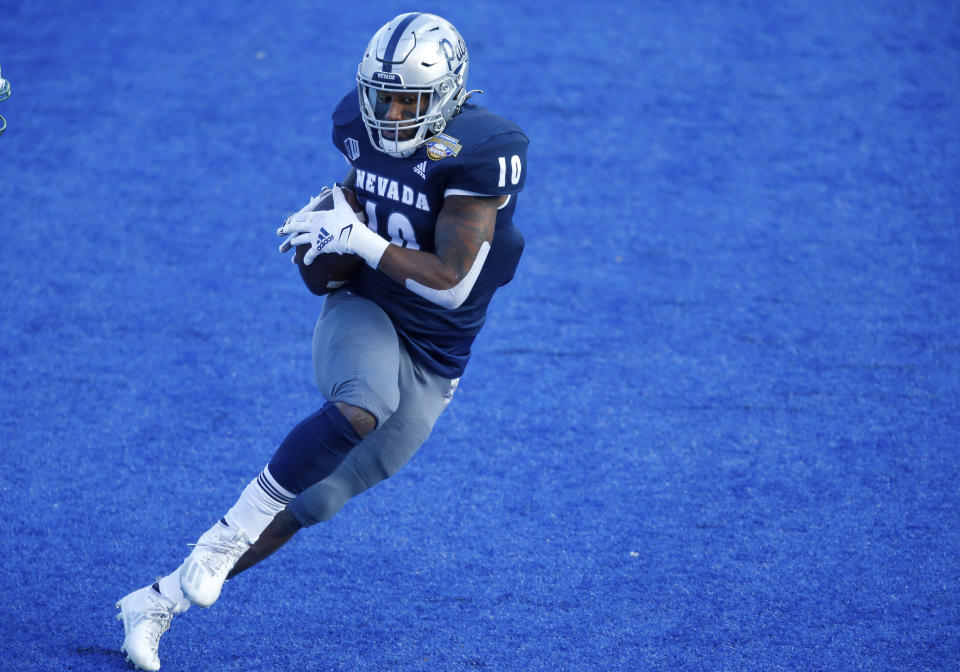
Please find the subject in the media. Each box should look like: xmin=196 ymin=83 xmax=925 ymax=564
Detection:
xmin=331 ymin=91 xmax=528 ymax=378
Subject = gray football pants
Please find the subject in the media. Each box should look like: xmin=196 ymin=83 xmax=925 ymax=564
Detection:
xmin=286 ymin=289 xmax=459 ymax=527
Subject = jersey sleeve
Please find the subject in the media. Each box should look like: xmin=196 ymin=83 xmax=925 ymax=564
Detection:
xmin=444 ymin=132 xmax=529 ymax=197
xmin=331 ymin=91 xmax=361 ymax=161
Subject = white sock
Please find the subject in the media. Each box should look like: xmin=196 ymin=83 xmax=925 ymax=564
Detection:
xmin=156 ymin=564 xmax=192 ymax=613
xmin=224 ymin=465 xmax=296 ymax=542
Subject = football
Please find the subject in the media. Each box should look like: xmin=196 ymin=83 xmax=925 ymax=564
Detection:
xmin=294 ymin=186 xmax=366 ymax=295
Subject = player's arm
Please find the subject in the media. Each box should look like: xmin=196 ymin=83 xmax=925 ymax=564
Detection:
xmin=375 ymin=194 xmax=505 ymax=309
xmin=279 ymin=182 xmax=506 ymax=310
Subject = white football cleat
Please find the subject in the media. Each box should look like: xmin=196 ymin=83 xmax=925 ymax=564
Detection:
xmin=116 ymin=585 xmax=179 ymax=671
xmin=179 ymin=519 xmax=251 ymax=607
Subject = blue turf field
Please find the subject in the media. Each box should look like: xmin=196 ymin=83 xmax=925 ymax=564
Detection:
xmin=2 ymin=1 xmax=959 ymax=670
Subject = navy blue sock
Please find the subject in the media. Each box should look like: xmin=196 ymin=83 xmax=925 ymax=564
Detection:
xmin=268 ymin=401 xmax=364 ymax=494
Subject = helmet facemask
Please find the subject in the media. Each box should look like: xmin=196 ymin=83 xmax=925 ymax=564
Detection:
xmin=358 ymin=75 xmax=464 ymax=157
xmin=356 ymin=13 xmax=469 ymax=158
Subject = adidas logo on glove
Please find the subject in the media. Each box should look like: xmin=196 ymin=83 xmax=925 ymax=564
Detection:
xmin=315 ymin=227 xmax=334 ymax=251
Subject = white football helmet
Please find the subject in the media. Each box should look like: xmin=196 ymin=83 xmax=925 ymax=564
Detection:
xmin=357 ymin=13 xmax=470 ymax=158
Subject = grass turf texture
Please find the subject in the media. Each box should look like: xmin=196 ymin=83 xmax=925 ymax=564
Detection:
xmin=1 ymin=1 xmax=958 ymax=670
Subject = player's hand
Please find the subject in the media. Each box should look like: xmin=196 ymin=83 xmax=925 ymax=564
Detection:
xmin=277 ymin=185 xmax=389 ymax=268
xmin=278 ymin=188 xmax=334 ymax=263
xmin=297 ymin=188 xmax=332 ymax=215
xmin=278 ymin=188 xmax=332 ymax=255
xmin=277 ymin=185 xmax=358 ymax=264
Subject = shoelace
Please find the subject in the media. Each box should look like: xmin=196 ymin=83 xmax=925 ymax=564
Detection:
xmin=194 ymin=530 xmax=249 ymax=574
xmin=144 ymin=608 xmax=172 ymax=647
xmin=132 ymin=599 xmax=173 ymax=654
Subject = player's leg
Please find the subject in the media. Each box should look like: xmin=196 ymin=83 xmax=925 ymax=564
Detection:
xmin=227 ymin=317 xmax=458 ymax=577
xmin=288 ymin=350 xmax=458 ymax=526
xmin=117 ymin=291 xmax=402 ymax=669
xmin=178 ymin=290 xmax=402 ymax=606
xmin=227 ymin=345 xmax=458 ymax=578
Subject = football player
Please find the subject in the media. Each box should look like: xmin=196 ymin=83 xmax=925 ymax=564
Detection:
xmin=116 ymin=12 xmax=528 ymax=671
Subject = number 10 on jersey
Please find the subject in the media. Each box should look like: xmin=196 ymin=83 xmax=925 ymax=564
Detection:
xmin=498 ymin=155 xmax=522 ymax=188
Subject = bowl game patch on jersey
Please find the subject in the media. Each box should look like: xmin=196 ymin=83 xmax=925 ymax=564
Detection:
xmin=426 ymin=133 xmax=462 ymax=161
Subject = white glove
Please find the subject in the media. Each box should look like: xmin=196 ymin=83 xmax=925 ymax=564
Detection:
xmin=277 ymin=185 xmax=389 ymax=268
xmin=279 ymin=189 xmax=332 ymax=263
xmin=297 ymin=188 xmax=332 ymax=215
